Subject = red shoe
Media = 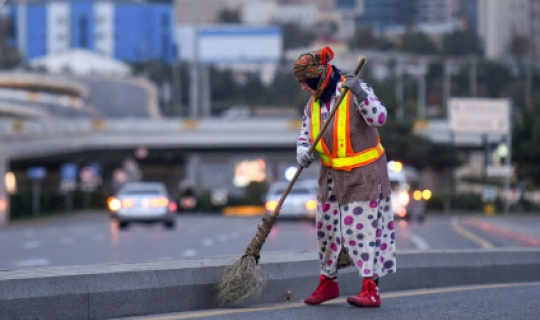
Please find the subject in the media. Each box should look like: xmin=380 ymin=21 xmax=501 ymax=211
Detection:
xmin=346 ymin=278 xmax=381 ymax=308
xmin=303 ymin=275 xmax=340 ymax=305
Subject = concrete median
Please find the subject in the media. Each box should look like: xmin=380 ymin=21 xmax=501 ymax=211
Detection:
xmin=1 ymin=248 xmax=540 ymax=320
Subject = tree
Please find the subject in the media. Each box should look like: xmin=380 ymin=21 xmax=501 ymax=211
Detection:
xmin=442 ymin=30 xmax=483 ymax=56
xmin=400 ymin=28 xmax=439 ymax=55
xmin=349 ymin=26 xmax=396 ymax=51
xmin=512 ymin=102 xmax=540 ymax=187
xmin=218 ymin=9 xmax=241 ymax=24
xmin=378 ymin=120 xmax=461 ymax=170
xmin=508 ymin=34 xmax=531 ymax=57
xmin=280 ymin=23 xmax=317 ymax=49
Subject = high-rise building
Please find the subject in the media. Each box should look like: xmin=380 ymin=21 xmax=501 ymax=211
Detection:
xmin=354 ymin=0 xmax=414 ymax=30
xmin=414 ymin=0 xmax=455 ymax=24
xmin=478 ymin=0 xmax=531 ymax=58
xmin=6 ymin=0 xmax=176 ymax=63
xmin=531 ymin=0 xmax=540 ymax=58
xmin=459 ymin=0 xmax=478 ymax=31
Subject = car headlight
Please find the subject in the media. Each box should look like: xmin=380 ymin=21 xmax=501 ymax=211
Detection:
xmin=399 ymin=192 xmax=409 ymax=205
xmin=423 ymin=189 xmax=432 ymax=200
xmin=265 ymin=200 xmax=278 ymax=211
xmin=122 ymin=199 xmax=134 ymax=208
xmin=108 ymin=197 xmax=121 ymax=211
xmin=305 ymin=200 xmax=317 ymax=210
xmin=413 ymin=190 xmax=423 ymax=201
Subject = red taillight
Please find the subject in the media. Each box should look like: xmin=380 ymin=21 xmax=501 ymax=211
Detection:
xmin=168 ymin=202 xmax=177 ymax=211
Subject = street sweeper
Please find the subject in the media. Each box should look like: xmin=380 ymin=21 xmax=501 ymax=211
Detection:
xmin=293 ymin=46 xmax=396 ymax=308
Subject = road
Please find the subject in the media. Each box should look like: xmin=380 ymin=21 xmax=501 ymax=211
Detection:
xmin=1 ymin=213 xmax=539 ymax=270
xmin=116 ymin=282 xmax=540 ymax=320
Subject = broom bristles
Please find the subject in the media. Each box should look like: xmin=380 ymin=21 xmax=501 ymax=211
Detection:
xmin=216 ymin=255 xmax=264 ymax=306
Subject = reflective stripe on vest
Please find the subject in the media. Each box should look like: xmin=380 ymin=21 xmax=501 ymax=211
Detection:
xmin=311 ymin=85 xmax=385 ymax=172
xmin=311 ymin=102 xmax=332 ymax=166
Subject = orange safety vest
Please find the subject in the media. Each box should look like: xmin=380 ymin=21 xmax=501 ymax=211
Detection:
xmin=311 ymin=81 xmax=385 ymax=172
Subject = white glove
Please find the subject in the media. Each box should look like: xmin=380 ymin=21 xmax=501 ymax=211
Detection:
xmin=298 ymin=151 xmax=314 ymax=168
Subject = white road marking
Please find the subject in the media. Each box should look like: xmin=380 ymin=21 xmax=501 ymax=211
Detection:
xmin=410 ymin=234 xmax=430 ymax=250
xmin=182 ymin=249 xmax=197 ymax=257
xmin=202 ymin=239 xmax=214 ymax=247
xmin=60 ymin=237 xmax=73 ymax=245
xmin=23 ymin=241 xmax=41 ymax=249
xmin=13 ymin=259 xmax=50 ymax=267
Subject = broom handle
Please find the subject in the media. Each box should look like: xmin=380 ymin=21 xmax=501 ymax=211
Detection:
xmin=270 ymin=56 xmax=366 ymax=219
xmin=244 ymin=56 xmax=366 ymax=260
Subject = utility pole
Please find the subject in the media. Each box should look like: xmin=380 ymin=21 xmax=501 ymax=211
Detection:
xmin=525 ymin=56 xmax=532 ymax=109
xmin=417 ymin=71 xmax=426 ymax=119
xmin=201 ymin=65 xmax=211 ymax=117
xmin=503 ymin=100 xmax=513 ymax=214
xmin=443 ymin=59 xmax=451 ymax=117
xmin=469 ymin=56 xmax=477 ymax=97
xmin=189 ymin=0 xmax=200 ymax=118
xmin=416 ymin=61 xmax=427 ymax=119
xmin=395 ymin=58 xmax=404 ymax=120
xmin=172 ymin=62 xmax=182 ymax=116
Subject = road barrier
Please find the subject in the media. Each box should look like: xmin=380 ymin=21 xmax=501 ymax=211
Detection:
xmin=1 ymin=248 xmax=540 ymax=320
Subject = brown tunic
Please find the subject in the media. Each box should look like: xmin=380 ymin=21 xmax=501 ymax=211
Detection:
xmin=306 ymin=96 xmax=392 ymax=204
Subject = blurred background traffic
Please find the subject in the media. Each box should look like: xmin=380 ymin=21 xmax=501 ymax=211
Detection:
xmin=0 ymin=0 xmax=539 ymax=269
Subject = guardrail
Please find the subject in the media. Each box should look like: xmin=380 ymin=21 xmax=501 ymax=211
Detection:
xmin=0 ymin=88 xmax=84 ymax=109
xmin=0 ymin=72 xmax=90 ymax=98
xmin=0 ymin=118 xmax=302 ymax=138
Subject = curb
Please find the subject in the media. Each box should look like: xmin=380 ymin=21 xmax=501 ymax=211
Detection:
xmin=1 ymin=248 xmax=540 ymax=320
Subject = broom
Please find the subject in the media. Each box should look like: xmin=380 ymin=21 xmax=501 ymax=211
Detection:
xmin=217 ymin=55 xmax=367 ymax=305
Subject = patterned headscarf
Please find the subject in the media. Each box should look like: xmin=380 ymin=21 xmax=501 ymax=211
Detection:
xmin=293 ymin=46 xmax=335 ymax=98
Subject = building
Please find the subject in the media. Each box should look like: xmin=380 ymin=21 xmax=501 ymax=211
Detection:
xmin=5 ymin=0 xmax=176 ymax=63
xmin=478 ymin=0 xmax=531 ymax=59
xmin=241 ymin=1 xmax=318 ymax=27
xmin=531 ymin=0 xmax=540 ymax=58
xmin=175 ymin=0 xmax=250 ymax=24
xmin=414 ymin=0 xmax=456 ymax=24
xmin=459 ymin=0 xmax=478 ymax=31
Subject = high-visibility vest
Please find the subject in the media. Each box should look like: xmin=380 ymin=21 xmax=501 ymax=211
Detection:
xmin=311 ymin=83 xmax=385 ymax=172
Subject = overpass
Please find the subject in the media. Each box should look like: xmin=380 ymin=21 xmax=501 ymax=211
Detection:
xmin=0 ymin=116 xmax=506 ymax=225
xmin=0 ymin=72 xmax=159 ymax=119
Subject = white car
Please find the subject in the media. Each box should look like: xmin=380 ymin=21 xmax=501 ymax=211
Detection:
xmin=108 ymin=182 xmax=177 ymax=230
xmin=264 ymin=180 xmax=318 ymax=220
xmin=388 ymin=161 xmax=430 ymax=222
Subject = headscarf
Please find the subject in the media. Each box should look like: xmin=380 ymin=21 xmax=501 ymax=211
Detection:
xmin=292 ymin=46 xmax=335 ymax=98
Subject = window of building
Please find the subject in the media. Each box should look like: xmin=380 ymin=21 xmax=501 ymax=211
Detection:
xmin=80 ymin=16 xmax=88 ymax=48
xmin=161 ymin=14 xmax=170 ymax=61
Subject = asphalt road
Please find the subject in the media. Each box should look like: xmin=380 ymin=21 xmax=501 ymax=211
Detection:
xmin=0 ymin=213 xmax=539 ymax=270
xmin=118 ymin=282 xmax=540 ymax=320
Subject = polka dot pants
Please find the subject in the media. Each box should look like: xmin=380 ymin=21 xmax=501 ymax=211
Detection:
xmin=316 ymin=174 xmax=396 ymax=279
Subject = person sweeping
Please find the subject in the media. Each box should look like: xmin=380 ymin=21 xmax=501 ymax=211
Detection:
xmin=293 ymin=46 xmax=396 ymax=308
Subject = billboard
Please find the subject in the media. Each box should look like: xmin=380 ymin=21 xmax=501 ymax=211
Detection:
xmin=176 ymin=25 xmax=283 ymax=64
xmin=448 ymin=98 xmax=510 ymax=134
